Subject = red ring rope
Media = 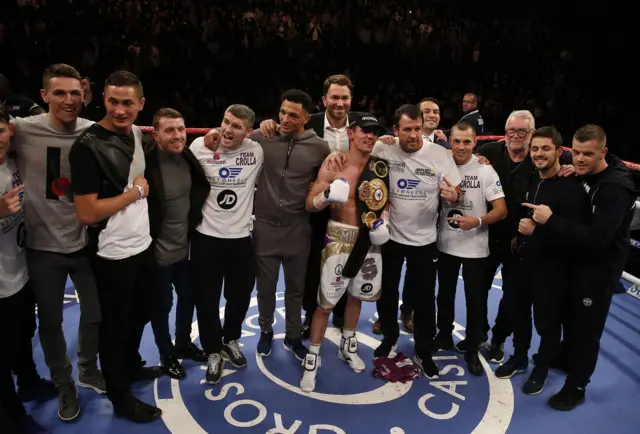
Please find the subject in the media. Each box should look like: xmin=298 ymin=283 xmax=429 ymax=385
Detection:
xmin=138 ymin=126 xmax=640 ymax=172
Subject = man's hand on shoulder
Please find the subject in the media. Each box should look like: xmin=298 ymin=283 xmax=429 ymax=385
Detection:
xmin=323 ymin=151 xmax=348 ymax=172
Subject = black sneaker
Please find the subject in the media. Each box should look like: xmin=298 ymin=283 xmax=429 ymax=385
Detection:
xmin=548 ymin=383 xmax=586 ymax=411
xmin=465 ymin=351 xmax=484 ymax=376
xmin=205 ymin=353 xmax=225 ymax=385
xmin=57 ymin=383 xmax=80 ymax=422
xmin=455 ymin=335 xmax=489 ymax=353
xmin=175 ymin=343 xmax=208 ymax=363
xmin=414 ymin=353 xmax=440 ymax=379
xmin=113 ymin=395 xmax=162 ymax=423
xmin=374 ymin=336 xmax=398 ymax=358
xmin=433 ymin=333 xmax=454 ymax=351
xmin=222 ymin=340 xmax=247 ymax=368
xmin=495 ymin=356 xmax=528 ymax=379
xmin=283 ymin=337 xmax=308 ymax=361
xmin=523 ymin=366 xmax=548 ymax=395
xmin=257 ymin=332 xmax=274 ymax=357
xmin=488 ymin=342 xmax=505 ymax=363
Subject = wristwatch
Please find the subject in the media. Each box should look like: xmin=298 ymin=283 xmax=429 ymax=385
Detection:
xmin=135 ymin=184 xmax=145 ymax=199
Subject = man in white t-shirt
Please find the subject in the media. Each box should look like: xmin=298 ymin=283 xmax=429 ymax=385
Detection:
xmin=70 ymin=71 xmax=163 ymax=423
xmin=434 ymin=122 xmax=507 ymax=376
xmin=372 ymin=104 xmax=462 ymax=378
xmin=189 ymin=104 xmax=264 ymax=386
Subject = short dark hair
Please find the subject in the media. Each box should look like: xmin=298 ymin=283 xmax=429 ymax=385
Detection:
xmin=451 ymin=121 xmax=477 ymax=138
xmin=323 ymin=74 xmax=354 ymax=96
xmin=418 ymin=97 xmax=440 ymax=108
xmin=393 ymin=104 xmax=422 ymax=127
xmin=104 ymin=70 xmax=144 ymax=98
xmin=532 ymin=126 xmax=563 ymax=148
xmin=153 ymin=108 xmax=183 ymax=130
xmin=574 ymin=124 xmax=606 ymax=149
xmin=225 ymin=104 xmax=256 ymax=128
xmin=281 ymin=89 xmax=313 ymax=114
xmin=42 ymin=64 xmax=82 ymax=89
xmin=464 ymin=92 xmax=479 ymax=103
xmin=0 ymin=102 xmax=9 ymax=125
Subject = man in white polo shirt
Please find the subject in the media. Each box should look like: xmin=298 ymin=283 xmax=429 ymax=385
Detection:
xmin=372 ymin=104 xmax=462 ymax=378
xmin=189 ymin=104 xmax=264 ymax=385
xmin=434 ymin=122 xmax=507 ymax=376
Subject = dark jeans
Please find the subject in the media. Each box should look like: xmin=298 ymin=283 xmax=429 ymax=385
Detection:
xmin=483 ymin=242 xmax=516 ymax=344
xmin=377 ymin=240 xmax=438 ymax=355
xmin=150 ymin=259 xmax=195 ymax=359
xmin=191 ymin=232 xmax=256 ymax=354
xmin=0 ymin=284 xmax=35 ymax=426
xmin=436 ymin=253 xmax=490 ymax=352
xmin=91 ymin=247 xmax=154 ymax=401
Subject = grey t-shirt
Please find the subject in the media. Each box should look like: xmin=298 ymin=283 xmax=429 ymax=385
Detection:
xmin=155 ymin=149 xmax=191 ymax=267
xmin=12 ymin=115 xmax=94 ymax=253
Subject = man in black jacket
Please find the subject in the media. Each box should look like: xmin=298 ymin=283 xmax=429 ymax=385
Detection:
xmin=495 ymin=126 xmax=590 ymax=396
xmin=145 ymin=108 xmax=209 ymax=380
xmin=259 ymin=75 xmax=364 ymax=336
xmin=525 ymin=124 xmax=637 ymax=411
xmin=472 ymin=110 xmax=574 ymax=362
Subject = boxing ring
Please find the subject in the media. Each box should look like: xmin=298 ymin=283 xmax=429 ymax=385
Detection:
xmin=24 ymin=129 xmax=640 ymax=434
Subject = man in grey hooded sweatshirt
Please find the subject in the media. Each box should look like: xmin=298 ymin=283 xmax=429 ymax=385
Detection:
xmin=203 ymin=89 xmax=329 ymax=361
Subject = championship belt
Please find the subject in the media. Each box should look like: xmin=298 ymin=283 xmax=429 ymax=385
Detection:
xmin=342 ymin=156 xmax=390 ymax=278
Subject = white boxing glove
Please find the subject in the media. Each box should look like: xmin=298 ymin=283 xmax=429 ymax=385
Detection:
xmin=369 ymin=218 xmax=390 ymax=245
xmin=313 ymin=178 xmax=350 ymax=210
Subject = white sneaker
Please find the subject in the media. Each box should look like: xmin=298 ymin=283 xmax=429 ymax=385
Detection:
xmin=338 ymin=335 xmax=366 ymax=372
xmin=300 ymin=353 xmax=320 ymax=392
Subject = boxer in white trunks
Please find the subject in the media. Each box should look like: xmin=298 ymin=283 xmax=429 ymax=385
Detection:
xmin=299 ymin=113 xmax=390 ymax=392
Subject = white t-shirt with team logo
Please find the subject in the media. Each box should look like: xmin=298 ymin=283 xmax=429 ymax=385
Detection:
xmin=437 ymin=155 xmax=504 ymax=258
xmin=190 ymin=137 xmax=264 ymax=239
xmin=372 ymin=138 xmax=462 ymax=246
xmin=0 ymin=159 xmax=29 ymax=298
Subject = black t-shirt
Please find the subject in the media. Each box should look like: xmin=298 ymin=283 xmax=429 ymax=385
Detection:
xmin=70 ymin=124 xmax=137 ymax=200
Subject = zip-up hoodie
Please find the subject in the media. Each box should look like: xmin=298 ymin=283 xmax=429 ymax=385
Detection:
xmin=517 ymin=173 xmax=590 ymax=262
xmin=475 ymin=140 xmax=572 ymax=247
xmin=251 ymin=129 xmax=330 ymax=227
xmin=546 ymin=154 xmax=640 ymax=273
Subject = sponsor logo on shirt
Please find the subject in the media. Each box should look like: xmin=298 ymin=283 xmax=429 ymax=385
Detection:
xmin=219 ymin=167 xmax=243 ymax=179
xmin=397 ymin=179 xmax=420 ymax=190
xmin=216 ymin=189 xmax=238 ymax=210
xmin=414 ymin=167 xmax=437 ymax=178
xmin=389 ymin=160 xmax=405 ymax=174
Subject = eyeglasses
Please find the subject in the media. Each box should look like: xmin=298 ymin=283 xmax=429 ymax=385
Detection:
xmin=505 ymin=128 xmax=534 ymax=138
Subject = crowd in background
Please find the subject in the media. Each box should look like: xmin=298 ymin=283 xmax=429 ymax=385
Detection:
xmin=0 ymin=0 xmax=625 ymax=156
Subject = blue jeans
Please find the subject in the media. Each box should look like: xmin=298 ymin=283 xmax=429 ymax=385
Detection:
xmin=150 ymin=259 xmax=195 ymax=359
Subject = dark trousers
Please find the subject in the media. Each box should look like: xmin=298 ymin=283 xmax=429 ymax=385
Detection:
xmin=253 ymin=220 xmax=311 ymax=339
xmin=436 ymin=253 xmax=490 ymax=352
xmin=510 ymin=259 xmax=567 ymax=366
xmin=150 ymin=259 xmax=195 ymax=359
xmin=0 ymin=285 xmax=34 ymax=425
xmin=377 ymin=240 xmax=438 ymax=354
xmin=564 ymin=265 xmax=617 ymax=388
xmin=191 ymin=232 xmax=255 ymax=354
xmin=303 ymin=210 xmax=347 ymax=320
xmin=399 ymin=271 xmax=416 ymax=315
xmin=91 ymin=247 xmax=154 ymax=401
xmin=483 ymin=243 xmax=516 ymax=344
